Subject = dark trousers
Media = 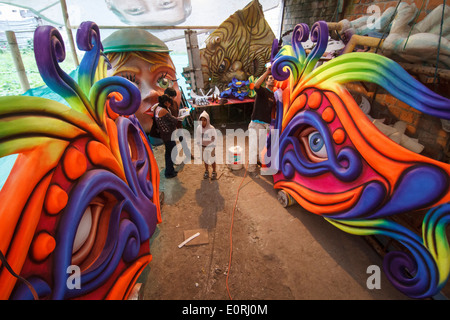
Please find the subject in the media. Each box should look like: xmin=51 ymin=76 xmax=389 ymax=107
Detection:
xmin=164 ymin=139 xmax=176 ymax=177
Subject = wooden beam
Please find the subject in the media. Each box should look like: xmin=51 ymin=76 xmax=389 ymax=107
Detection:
xmin=59 ymin=0 xmax=79 ymax=67
xmin=6 ymin=30 xmax=30 ymax=93
xmin=72 ymin=25 xmax=219 ymax=30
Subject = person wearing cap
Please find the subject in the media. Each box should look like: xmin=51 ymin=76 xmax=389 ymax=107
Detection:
xmin=103 ymin=28 xmax=181 ymax=136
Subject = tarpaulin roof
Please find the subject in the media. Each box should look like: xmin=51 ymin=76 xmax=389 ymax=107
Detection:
xmin=0 ymin=0 xmax=280 ymax=43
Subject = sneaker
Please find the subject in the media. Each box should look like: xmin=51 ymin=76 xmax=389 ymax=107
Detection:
xmin=211 ymin=171 xmax=217 ymax=180
xmin=203 ymin=171 xmax=209 ymax=179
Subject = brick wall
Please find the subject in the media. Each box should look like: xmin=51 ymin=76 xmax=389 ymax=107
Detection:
xmin=280 ymin=0 xmax=449 ymax=161
xmin=345 ymin=82 xmax=449 ymax=160
xmin=281 ymin=0 xmax=339 ymax=38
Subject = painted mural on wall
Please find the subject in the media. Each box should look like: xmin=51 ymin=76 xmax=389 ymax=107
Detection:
xmin=0 ymin=21 xmax=161 ymax=299
xmin=269 ymin=21 xmax=450 ymax=299
xmin=200 ymin=0 xmax=275 ymax=91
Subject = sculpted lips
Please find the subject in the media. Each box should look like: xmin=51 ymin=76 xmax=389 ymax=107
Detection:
xmin=143 ymin=104 xmax=154 ymax=116
xmin=274 ymin=180 xmax=364 ymax=215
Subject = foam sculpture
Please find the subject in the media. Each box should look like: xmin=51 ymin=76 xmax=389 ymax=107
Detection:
xmin=269 ymin=21 xmax=450 ymax=299
xmin=337 ymin=3 xmax=450 ymax=67
xmin=200 ymin=0 xmax=275 ymax=91
xmin=0 ymin=21 xmax=161 ymax=299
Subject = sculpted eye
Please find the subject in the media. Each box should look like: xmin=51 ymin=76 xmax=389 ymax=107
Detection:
xmin=71 ymin=197 xmax=107 ymax=268
xmin=123 ymin=6 xmax=146 ymax=15
xmin=298 ymin=127 xmax=328 ymax=163
xmin=218 ymin=61 xmax=227 ymax=72
xmin=218 ymin=59 xmax=230 ymax=73
xmin=156 ymin=72 xmax=175 ymax=89
xmin=308 ymin=131 xmax=327 ymax=158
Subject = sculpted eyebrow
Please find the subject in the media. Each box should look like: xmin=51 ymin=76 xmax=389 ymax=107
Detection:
xmin=112 ymin=67 xmax=140 ymax=76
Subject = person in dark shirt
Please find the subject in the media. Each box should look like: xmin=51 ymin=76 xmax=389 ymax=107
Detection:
xmin=165 ymin=87 xmax=192 ymax=162
xmin=164 ymin=87 xmax=180 ymax=117
xmin=154 ymin=94 xmax=180 ymax=178
xmin=248 ymin=65 xmax=276 ymax=175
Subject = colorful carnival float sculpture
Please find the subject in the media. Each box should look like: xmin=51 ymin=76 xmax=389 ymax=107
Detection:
xmin=269 ymin=21 xmax=450 ymax=299
xmin=0 ymin=21 xmax=161 ymax=299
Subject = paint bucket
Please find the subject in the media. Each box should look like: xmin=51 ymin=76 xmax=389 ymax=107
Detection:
xmin=227 ymin=145 xmax=243 ymax=170
xmin=277 ymin=190 xmax=295 ymax=208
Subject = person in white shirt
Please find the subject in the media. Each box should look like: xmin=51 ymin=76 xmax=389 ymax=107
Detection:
xmin=196 ymin=111 xmax=217 ymax=180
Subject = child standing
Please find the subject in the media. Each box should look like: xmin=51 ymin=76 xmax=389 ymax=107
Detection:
xmin=196 ymin=111 xmax=217 ymax=180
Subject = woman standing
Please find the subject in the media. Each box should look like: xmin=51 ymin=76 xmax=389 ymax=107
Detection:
xmin=154 ymin=94 xmax=180 ymax=178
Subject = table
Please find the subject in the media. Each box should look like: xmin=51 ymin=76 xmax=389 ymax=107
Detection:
xmin=190 ymin=98 xmax=254 ymax=123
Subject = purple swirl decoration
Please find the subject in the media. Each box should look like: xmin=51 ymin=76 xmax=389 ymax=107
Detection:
xmin=305 ymin=21 xmax=329 ymax=71
xmin=90 ymin=76 xmax=141 ymax=118
xmin=76 ymin=21 xmax=103 ymax=95
xmin=51 ymin=116 xmax=157 ymax=299
xmin=34 ymin=26 xmax=83 ymax=104
xmin=382 ymin=229 xmax=440 ymax=299
xmin=271 ymin=21 xmax=329 ymax=83
xmin=291 ymin=23 xmax=309 ymax=63
xmin=117 ymin=115 xmax=155 ymax=200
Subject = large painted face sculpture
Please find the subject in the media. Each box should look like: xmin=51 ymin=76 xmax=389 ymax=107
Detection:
xmin=269 ymin=22 xmax=450 ymax=299
xmin=0 ymin=22 xmax=161 ymax=299
xmin=103 ymin=28 xmax=181 ymax=134
xmin=200 ymin=0 xmax=275 ymax=90
xmin=105 ymin=0 xmax=192 ymax=26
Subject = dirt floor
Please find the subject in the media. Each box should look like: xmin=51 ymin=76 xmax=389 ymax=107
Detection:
xmin=141 ymin=123 xmax=410 ymax=300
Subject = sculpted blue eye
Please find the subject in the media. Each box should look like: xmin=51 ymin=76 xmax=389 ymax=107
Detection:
xmin=308 ymin=131 xmax=327 ymax=158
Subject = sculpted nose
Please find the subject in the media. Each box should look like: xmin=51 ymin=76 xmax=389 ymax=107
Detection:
xmin=230 ymin=61 xmax=247 ymax=80
xmin=230 ymin=61 xmax=242 ymax=72
xmin=139 ymin=79 xmax=157 ymax=100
